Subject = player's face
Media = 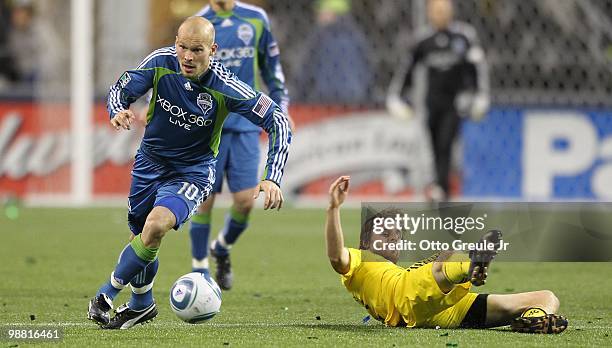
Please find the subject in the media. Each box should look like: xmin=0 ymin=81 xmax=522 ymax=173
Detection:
xmin=210 ymin=0 xmax=234 ymax=12
xmin=428 ymin=0 xmax=453 ymax=30
xmin=175 ymin=35 xmax=217 ymax=80
xmin=369 ymin=229 xmax=401 ymax=264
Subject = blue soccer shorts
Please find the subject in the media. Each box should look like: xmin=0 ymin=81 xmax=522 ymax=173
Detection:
xmin=213 ymin=131 xmax=261 ymax=194
xmin=127 ymin=151 xmax=216 ymax=235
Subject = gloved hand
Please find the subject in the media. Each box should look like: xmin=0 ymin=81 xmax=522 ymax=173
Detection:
xmin=386 ymin=95 xmax=414 ymax=120
xmin=470 ymin=92 xmax=490 ymax=121
xmin=455 ymin=92 xmax=490 ymax=121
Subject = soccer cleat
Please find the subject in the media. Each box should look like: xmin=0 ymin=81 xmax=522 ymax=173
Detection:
xmin=87 ymin=293 xmax=113 ymax=326
xmin=192 ymin=267 xmax=211 ymax=279
xmin=521 ymin=307 xmax=547 ymax=318
xmin=102 ymin=302 xmax=158 ymax=330
xmin=210 ymin=246 xmax=233 ymax=290
xmin=511 ymin=312 xmax=568 ymax=334
xmin=467 ymin=229 xmax=502 ymax=286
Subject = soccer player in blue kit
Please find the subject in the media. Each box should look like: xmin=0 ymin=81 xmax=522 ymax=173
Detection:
xmin=87 ymin=16 xmax=291 ymax=329
xmin=190 ymin=0 xmax=292 ymax=290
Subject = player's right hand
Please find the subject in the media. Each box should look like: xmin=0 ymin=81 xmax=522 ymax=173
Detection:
xmin=386 ymin=95 xmax=413 ymax=120
xmin=470 ymin=93 xmax=490 ymax=121
xmin=328 ymin=176 xmax=350 ymax=209
xmin=111 ymin=110 xmax=136 ymax=130
xmin=286 ymin=113 xmax=297 ymax=134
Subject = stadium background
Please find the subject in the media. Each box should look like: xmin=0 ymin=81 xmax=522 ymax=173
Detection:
xmin=1 ymin=0 xmax=612 ymax=204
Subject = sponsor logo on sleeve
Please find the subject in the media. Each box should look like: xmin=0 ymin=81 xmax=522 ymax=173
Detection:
xmin=268 ymin=42 xmax=280 ymax=57
xmin=119 ymin=72 xmax=131 ymax=88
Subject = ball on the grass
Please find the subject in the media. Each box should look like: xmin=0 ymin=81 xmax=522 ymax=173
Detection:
xmin=170 ymin=272 xmax=222 ymax=324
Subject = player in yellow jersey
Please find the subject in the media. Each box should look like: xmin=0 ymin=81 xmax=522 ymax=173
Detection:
xmin=325 ymin=176 xmax=568 ymax=334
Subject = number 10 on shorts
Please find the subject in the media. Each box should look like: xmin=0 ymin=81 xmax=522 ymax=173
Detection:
xmin=178 ymin=182 xmax=199 ymax=201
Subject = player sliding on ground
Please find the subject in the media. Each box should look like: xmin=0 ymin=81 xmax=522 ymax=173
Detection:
xmin=325 ymin=176 xmax=568 ymax=333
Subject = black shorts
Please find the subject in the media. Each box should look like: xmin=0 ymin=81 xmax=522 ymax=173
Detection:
xmin=460 ymin=294 xmax=489 ymax=328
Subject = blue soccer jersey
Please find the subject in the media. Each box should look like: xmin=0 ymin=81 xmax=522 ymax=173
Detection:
xmin=107 ymin=47 xmax=291 ymax=186
xmin=197 ymin=1 xmax=289 ymax=132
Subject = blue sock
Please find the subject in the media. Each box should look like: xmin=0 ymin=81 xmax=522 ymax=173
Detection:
xmin=190 ymin=213 xmax=211 ymax=274
xmin=97 ymin=236 xmax=158 ymax=300
xmin=213 ymin=207 xmax=249 ymax=257
xmin=97 ymin=279 xmax=122 ymax=300
xmin=129 ymin=258 xmax=159 ymax=311
xmin=194 ymin=268 xmax=211 ymax=278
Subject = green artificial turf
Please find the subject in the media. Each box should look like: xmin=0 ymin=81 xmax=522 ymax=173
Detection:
xmin=0 ymin=207 xmax=610 ymax=347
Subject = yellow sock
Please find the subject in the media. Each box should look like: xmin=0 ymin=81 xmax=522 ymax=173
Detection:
xmin=443 ymin=261 xmax=471 ymax=284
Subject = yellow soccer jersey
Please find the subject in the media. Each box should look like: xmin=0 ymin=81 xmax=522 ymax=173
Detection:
xmin=341 ymin=248 xmax=406 ymax=326
xmin=341 ymin=248 xmax=477 ymax=328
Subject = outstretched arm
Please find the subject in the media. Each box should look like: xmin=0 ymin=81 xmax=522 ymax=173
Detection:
xmin=386 ymin=37 xmax=422 ymax=120
xmin=326 ymin=176 xmax=351 ymax=274
xmin=227 ymin=92 xmax=292 ymax=211
xmin=107 ymin=50 xmax=159 ymax=130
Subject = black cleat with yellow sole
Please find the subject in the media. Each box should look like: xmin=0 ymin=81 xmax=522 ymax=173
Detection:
xmin=511 ymin=307 xmax=568 ymax=334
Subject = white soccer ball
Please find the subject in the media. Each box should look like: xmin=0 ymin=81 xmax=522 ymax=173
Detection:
xmin=169 ymin=272 xmax=222 ymax=324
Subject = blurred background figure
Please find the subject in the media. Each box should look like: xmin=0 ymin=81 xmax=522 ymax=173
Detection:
xmin=0 ymin=0 xmax=19 ymax=90
xmin=190 ymin=0 xmax=292 ymax=291
xmin=0 ymin=0 xmax=66 ymax=98
xmin=295 ymin=0 xmax=372 ymax=105
xmin=8 ymin=0 xmax=38 ymax=86
xmin=387 ymin=0 xmax=489 ymax=201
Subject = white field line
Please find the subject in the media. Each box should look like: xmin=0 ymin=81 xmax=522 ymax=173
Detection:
xmin=7 ymin=322 xmax=315 ymax=328
xmin=2 ymin=322 xmax=611 ymax=329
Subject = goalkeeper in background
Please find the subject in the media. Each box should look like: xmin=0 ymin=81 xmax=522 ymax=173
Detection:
xmin=191 ymin=0 xmax=293 ymax=290
xmin=326 ymin=176 xmax=568 ymax=333
xmin=387 ymin=0 xmax=489 ymax=201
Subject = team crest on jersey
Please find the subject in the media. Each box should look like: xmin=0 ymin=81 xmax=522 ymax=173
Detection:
xmin=197 ymin=93 xmax=213 ymax=115
xmin=435 ymin=33 xmax=449 ymax=47
xmin=237 ymin=24 xmax=254 ymax=45
xmin=451 ymin=38 xmax=466 ymax=54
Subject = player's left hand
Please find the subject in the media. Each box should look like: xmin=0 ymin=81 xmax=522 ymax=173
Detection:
xmin=254 ymin=180 xmax=284 ymax=210
xmin=470 ymin=93 xmax=490 ymax=121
